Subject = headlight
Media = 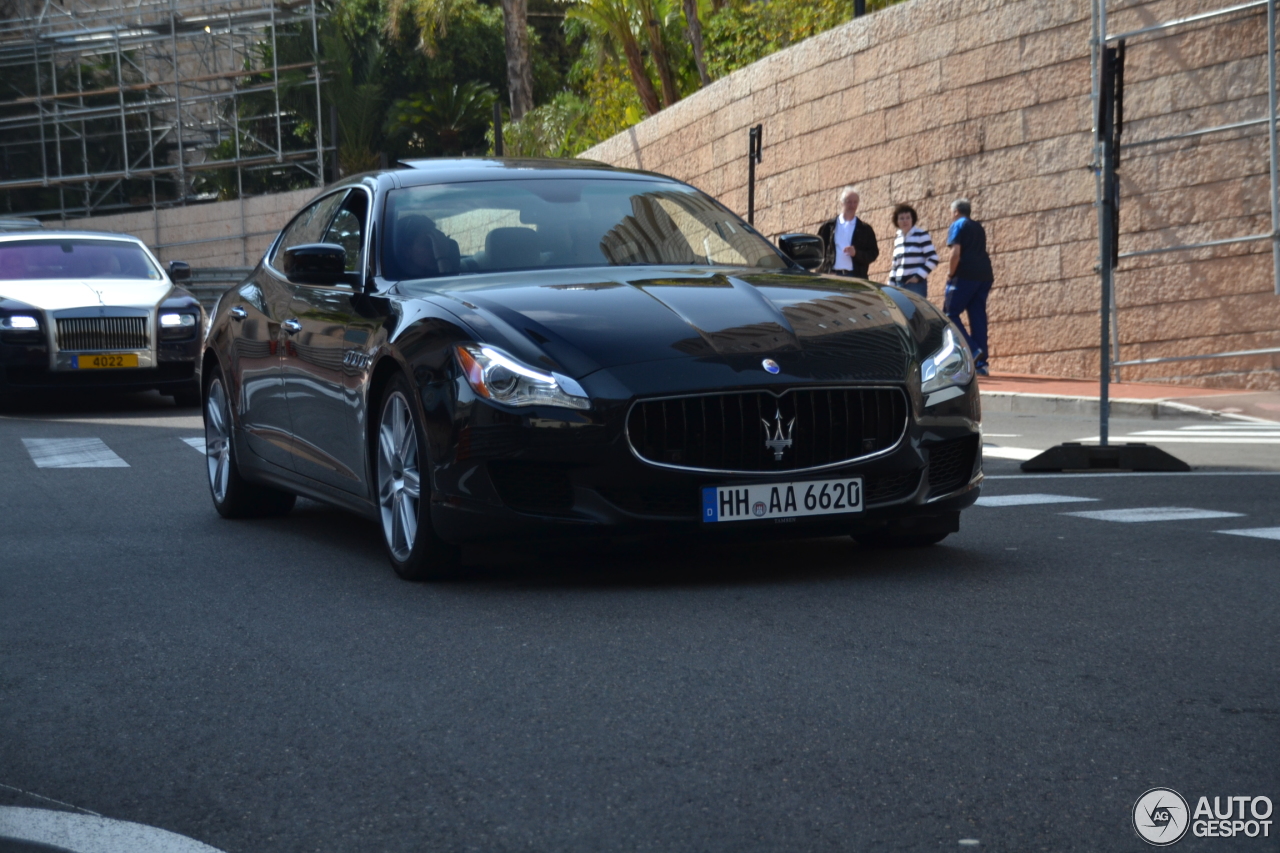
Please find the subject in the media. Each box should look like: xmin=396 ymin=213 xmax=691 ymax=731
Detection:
xmin=455 ymin=343 xmax=590 ymax=410
xmin=920 ymin=325 xmax=974 ymax=395
xmin=159 ymin=312 xmax=199 ymax=340
xmin=160 ymin=312 xmax=197 ymax=328
xmin=1 ymin=314 xmax=39 ymax=330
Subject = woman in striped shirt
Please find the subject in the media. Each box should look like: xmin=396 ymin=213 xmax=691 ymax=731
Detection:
xmin=887 ymin=204 xmax=939 ymax=298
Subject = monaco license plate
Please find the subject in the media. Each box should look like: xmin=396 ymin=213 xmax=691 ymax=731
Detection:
xmin=75 ymin=353 xmax=139 ymax=369
xmin=702 ymin=477 xmax=863 ymax=523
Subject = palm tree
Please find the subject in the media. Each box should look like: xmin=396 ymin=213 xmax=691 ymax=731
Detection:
xmin=633 ymin=0 xmax=680 ymax=107
xmin=683 ymin=0 xmax=710 ymax=87
xmin=386 ymin=0 xmax=534 ymax=120
xmin=567 ymin=0 xmax=661 ymax=116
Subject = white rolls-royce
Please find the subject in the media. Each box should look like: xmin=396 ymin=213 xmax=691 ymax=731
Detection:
xmin=0 ymin=230 xmax=204 ymax=405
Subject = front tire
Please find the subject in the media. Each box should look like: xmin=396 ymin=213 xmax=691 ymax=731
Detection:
xmin=375 ymin=374 xmax=461 ymax=581
xmin=204 ymin=365 xmax=296 ymax=519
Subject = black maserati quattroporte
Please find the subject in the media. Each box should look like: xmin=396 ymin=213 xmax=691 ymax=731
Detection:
xmin=202 ymin=159 xmax=982 ymax=579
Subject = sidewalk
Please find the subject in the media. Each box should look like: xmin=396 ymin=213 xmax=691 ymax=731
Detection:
xmin=979 ymin=372 xmax=1280 ymax=423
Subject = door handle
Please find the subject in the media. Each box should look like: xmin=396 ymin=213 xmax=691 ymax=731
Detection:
xmin=282 ymin=318 xmax=302 ymax=334
xmin=229 ymin=306 xmax=247 ymax=321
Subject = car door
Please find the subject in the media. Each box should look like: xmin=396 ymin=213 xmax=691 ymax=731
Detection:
xmin=250 ymin=190 xmax=347 ymax=472
xmin=228 ymin=274 xmax=294 ymax=470
xmin=280 ymin=188 xmax=370 ymax=493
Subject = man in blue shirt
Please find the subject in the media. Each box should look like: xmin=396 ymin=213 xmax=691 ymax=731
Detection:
xmin=944 ymin=198 xmax=994 ymax=376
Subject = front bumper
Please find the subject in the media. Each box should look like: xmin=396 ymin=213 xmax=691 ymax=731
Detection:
xmin=426 ymin=383 xmax=982 ymax=545
xmin=0 ymin=335 xmax=201 ymax=394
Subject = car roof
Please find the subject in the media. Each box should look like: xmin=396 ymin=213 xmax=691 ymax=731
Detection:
xmin=386 ymin=157 xmax=684 ymax=189
xmin=0 ymin=230 xmax=148 ymax=244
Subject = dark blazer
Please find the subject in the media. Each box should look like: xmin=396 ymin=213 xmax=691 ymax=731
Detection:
xmin=817 ymin=217 xmax=880 ymax=277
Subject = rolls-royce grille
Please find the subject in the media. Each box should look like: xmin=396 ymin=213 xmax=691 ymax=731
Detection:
xmin=627 ymin=387 xmax=909 ymax=472
xmin=56 ymin=317 xmax=148 ymax=351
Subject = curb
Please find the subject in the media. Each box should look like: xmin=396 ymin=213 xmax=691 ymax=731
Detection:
xmin=979 ymin=390 xmax=1275 ymax=423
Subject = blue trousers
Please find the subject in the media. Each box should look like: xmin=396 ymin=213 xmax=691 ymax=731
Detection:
xmin=943 ymin=277 xmax=992 ymax=364
xmin=891 ymin=280 xmax=929 ymax=299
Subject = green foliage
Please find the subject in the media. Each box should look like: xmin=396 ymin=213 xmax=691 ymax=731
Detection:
xmin=703 ymin=0 xmax=896 ymax=79
xmin=492 ymin=92 xmax=589 ymax=157
xmin=387 ymin=81 xmax=498 ymax=156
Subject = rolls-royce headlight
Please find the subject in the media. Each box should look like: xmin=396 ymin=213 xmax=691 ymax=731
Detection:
xmin=920 ymin=325 xmax=974 ymax=395
xmin=455 ymin=343 xmax=590 ymax=410
xmin=1 ymin=314 xmax=39 ymax=330
xmin=159 ymin=312 xmax=199 ymax=340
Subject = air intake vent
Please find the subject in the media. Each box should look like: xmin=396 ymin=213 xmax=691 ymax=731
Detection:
xmin=927 ymin=436 xmax=979 ymax=497
xmin=56 ymin=316 xmax=148 ymax=351
xmin=626 ymin=387 xmax=908 ymax=473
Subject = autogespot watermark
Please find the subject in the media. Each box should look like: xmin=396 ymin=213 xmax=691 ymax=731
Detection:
xmin=1132 ymin=788 xmax=1274 ymax=845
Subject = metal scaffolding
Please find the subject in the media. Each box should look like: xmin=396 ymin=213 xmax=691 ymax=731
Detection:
xmin=1090 ymin=0 xmax=1280 ymax=435
xmin=0 ymin=0 xmax=326 ymax=220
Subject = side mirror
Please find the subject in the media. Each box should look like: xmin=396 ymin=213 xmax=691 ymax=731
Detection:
xmin=778 ymin=233 xmax=824 ymax=270
xmin=168 ymin=260 xmax=191 ymax=281
xmin=281 ymin=243 xmax=348 ymax=286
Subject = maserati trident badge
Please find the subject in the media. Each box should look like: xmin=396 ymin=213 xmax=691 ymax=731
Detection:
xmin=761 ymin=408 xmax=795 ymax=461
xmin=762 ymin=358 xmax=780 ymax=374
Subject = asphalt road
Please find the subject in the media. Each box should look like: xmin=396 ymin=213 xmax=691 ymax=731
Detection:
xmin=1 ymin=391 xmax=1277 ymax=853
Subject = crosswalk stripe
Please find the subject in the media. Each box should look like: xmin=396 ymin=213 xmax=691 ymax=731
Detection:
xmin=1215 ymin=527 xmax=1280 ymax=541
xmin=22 ymin=438 xmax=129 ymax=469
xmin=1063 ymin=506 xmax=1245 ymax=523
xmin=982 ymin=444 xmax=1043 ymax=461
xmin=181 ymin=437 xmax=206 ymax=453
xmin=976 ymin=493 xmax=1099 ymax=507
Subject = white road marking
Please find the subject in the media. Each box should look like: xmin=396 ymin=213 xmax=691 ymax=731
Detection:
xmin=22 ymin=438 xmax=128 ymax=468
xmin=181 ymin=437 xmax=206 ymax=453
xmin=982 ymin=444 xmax=1043 ymax=461
xmin=1071 ymin=423 xmax=1280 ymax=444
xmin=986 ymin=471 xmax=1280 ymax=479
xmin=1216 ymin=527 xmax=1280 ymax=541
xmin=975 ymin=493 xmax=1099 ymax=507
xmin=0 ymin=806 xmax=225 ymax=853
xmin=1072 ymin=435 xmax=1280 ymax=444
xmin=982 ymin=433 xmax=1021 ymax=437
xmin=1063 ymin=506 xmax=1245 ymax=523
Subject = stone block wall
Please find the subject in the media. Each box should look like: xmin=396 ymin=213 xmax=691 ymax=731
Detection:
xmin=48 ymin=187 xmax=318 ymax=271
xmin=583 ymin=0 xmax=1280 ymax=389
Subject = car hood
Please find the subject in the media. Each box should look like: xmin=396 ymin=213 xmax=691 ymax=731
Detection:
xmin=0 ymin=279 xmax=174 ymax=312
xmin=400 ymin=266 xmax=939 ymax=381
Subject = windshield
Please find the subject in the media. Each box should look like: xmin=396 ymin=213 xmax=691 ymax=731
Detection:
xmin=0 ymin=239 xmax=164 ymax=281
xmin=381 ymin=178 xmax=789 ymax=279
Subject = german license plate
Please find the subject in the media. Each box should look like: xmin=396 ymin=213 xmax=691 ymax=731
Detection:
xmin=702 ymin=477 xmax=863 ymax=523
xmin=75 ymin=353 xmax=139 ymax=369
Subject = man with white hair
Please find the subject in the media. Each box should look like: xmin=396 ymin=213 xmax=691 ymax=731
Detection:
xmin=817 ymin=186 xmax=879 ymax=277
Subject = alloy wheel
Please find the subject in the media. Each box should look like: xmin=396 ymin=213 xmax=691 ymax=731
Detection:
xmin=205 ymin=377 xmax=232 ymax=504
xmin=378 ymin=390 xmax=421 ymax=562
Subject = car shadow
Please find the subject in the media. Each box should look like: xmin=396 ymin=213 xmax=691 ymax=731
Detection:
xmin=456 ymin=534 xmax=977 ymax=590
xmin=0 ymin=388 xmax=194 ymax=417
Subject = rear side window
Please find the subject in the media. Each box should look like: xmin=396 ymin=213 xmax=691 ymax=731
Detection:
xmin=0 ymin=239 xmax=162 ymax=281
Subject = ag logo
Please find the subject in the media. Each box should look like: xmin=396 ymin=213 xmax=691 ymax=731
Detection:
xmin=1134 ymin=788 xmax=1190 ymax=846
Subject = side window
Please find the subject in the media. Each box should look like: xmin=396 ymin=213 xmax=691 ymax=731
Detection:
xmin=270 ymin=192 xmax=347 ymax=268
xmin=321 ymin=190 xmax=369 ymax=273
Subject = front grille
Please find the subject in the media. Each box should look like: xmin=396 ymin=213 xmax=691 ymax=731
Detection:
xmin=488 ymin=461 xmax=574 ymax=514
xmin=627 ymin=387 xmax=908 ymax=473
xmin=927 ymin=436 xmax=979 ymax=497
xmin=56 ymin=317 xmax=148 ymax=351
